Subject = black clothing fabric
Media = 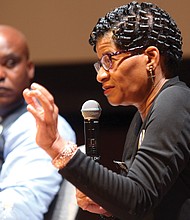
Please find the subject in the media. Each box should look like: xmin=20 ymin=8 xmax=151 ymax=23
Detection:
xmin=60 ymin=77 xmax=190 ymax=220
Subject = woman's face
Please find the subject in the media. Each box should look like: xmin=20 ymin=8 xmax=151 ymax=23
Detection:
xmin=95 ymin=33 xmax=153 ymax=107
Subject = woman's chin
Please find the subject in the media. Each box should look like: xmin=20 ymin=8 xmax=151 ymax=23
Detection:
xmin=107 ymin=99 xmax=120 ymax=107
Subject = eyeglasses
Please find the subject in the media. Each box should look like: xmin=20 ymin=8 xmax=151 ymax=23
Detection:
xmin=94 ymin=49 xmax=142 ymax=73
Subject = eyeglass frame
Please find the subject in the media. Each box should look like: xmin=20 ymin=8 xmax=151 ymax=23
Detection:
xmin=94 ymin=48 xmax=144 ymax=73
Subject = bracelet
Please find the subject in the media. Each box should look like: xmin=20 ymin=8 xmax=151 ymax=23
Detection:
xmin=52 ymin=141 xmax=78 ymax=169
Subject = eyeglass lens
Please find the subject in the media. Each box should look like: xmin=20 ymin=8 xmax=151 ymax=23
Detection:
xmin=101 ymin=55 xmax=111 ymax=71
xmin=94 ymin=54 xmax=111 ymax=72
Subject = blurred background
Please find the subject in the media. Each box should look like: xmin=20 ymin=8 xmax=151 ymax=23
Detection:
xmin=1 ymin=1 xmax=190 ymax=219
xmin=1 ymin=0 xmax=190 ymax=64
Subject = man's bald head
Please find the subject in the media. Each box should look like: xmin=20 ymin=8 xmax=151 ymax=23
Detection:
xmin=0 ymin=25 xmax=30 ymax=60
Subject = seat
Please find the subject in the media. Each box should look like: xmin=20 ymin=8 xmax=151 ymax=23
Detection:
xmin=44 ymin=178 xmax=79 ymax=220
xmin=44 ymin=145 xmax=86 ymax=220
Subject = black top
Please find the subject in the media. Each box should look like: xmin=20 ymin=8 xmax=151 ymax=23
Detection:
xmin=60 ymin=77 xmax=190 ymax=220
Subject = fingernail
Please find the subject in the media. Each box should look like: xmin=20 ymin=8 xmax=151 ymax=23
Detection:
xmin=31 ymin=83 xmax=38 ymax=89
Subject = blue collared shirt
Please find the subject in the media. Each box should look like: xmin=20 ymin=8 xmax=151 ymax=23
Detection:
xmin=0 ymin=111 xmax=76 ymax=219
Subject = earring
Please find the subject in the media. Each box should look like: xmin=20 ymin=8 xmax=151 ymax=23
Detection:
xmin=148 ymin=65 xmax=155 ymax=85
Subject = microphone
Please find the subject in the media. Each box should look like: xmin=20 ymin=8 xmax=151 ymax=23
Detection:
xmin=81 ymin=100 xmax=102 ymax=162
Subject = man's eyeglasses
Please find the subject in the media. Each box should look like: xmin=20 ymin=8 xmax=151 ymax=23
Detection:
xmin=94 ymin=49 xmax=142 ymax=73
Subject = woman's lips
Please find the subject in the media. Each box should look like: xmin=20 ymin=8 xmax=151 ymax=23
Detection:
xmin=103 ymin=85 xmax=114 ymax=96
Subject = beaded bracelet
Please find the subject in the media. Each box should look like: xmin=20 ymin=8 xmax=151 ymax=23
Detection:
xmin=52 ymin=141 xmax=78 ymax=169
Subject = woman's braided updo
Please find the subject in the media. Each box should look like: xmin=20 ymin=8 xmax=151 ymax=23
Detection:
xmin=89 ymin=1 xmax=183 ymax=63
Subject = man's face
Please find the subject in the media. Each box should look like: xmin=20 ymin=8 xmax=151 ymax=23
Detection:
xmin=0 ymin=31 xmax=34 ymax=109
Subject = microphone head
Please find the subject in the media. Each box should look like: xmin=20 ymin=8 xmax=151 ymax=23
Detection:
xmin=81 ymin=100 xmax=102 ymax=120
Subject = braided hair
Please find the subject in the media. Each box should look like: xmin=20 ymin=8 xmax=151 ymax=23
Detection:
xmin=89 ymin=1 xmax=183 ymax=76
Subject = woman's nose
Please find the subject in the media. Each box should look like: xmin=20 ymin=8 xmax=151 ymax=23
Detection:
xmin=96 ymin=68 xmax=109 ymax=83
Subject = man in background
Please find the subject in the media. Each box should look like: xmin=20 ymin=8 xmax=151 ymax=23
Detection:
xmin=0 ymin=25 xmax=77 ymax=219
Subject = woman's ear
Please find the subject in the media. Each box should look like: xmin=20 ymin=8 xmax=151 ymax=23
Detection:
xmin=144 ymin=46 xmax=160 ymax=71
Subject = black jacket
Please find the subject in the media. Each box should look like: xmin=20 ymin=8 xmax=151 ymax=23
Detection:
xmin=60 ymin=77 xmax=190 ymax=220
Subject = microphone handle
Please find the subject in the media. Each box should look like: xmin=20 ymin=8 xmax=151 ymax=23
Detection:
xmin=84 ymin=119 xmax=100 ymax=162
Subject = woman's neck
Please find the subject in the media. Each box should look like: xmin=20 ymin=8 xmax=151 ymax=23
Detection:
xmin=138 ymin=78 xmax=168 ymax=121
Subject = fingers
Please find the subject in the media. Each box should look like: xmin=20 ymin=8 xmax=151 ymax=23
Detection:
xmin=23 ymin=88 xmax=35 ymax=106
xmin=23 ymin=83 xmax=58 ymax=122
xmin=76 ymin=189 xmax=85 ymax=197
xmin=76 ymin=189 xmax=108 ymax=215
xmin=23 ymin=88 xmax=41 ymax=109
xmin=30 ymin=83 xmax=55 ymax=105
xmin=76 ymin=190 xmax=90 ymax=210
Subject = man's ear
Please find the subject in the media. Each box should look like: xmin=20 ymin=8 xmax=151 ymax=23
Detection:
xmin=144 ymin=46 xmax=160 ymax=71
xmin=27 ymin=61 xmax=35 ymax=80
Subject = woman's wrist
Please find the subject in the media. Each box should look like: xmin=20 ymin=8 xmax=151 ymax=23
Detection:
xmin=46 ymin=133 xmax=67 ymax=159
xmin=52 ymin=141 xmax=78 ymax=169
